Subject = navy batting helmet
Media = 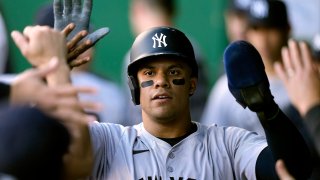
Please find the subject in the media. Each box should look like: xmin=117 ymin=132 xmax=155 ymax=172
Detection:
xmin=127 ymin=26 xmax=198 ymax=105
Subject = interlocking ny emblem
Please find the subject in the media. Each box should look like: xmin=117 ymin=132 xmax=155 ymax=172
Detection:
xmin=152 ymin=33 xmax=167 ymax=48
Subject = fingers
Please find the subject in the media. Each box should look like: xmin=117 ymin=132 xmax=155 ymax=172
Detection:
xmin=67 ymin=30 xmax=88 ymax=51
xmin=40 ymin=94 xmax=97 ymax=116
xmin=67 ymin=40 xmax=92 ymax=61
xmin=14 ymin=57 xmax=59 ymax=85
xmin=68 ymin=57 xmax=91 ymax=68
xmin=280 ymin=46 xmax=294 ymax=79
xmin=32 ymin=57 xmax=60 ymax=78
xmin=53 ymin=86 xmax=96 ymax=98
xmin=299 ymin=41 xmax=314 ymax=70
xmin=11 ymin=30 xmax=29 ymax=56
xmin=288 ymin=39 xmax=302 ymax=71
xmin=280 ymin=39 xmax=317 ymax=80
xmin=66 ymin=27 xmax=109 ymax=63
xmin=53 ymin=98 xmax=83 ymax=110
xmin=66 ymin=27 xmax=109 ymax=62
xmin=54 ymin=0 xmax=63 ymax=21
xmin=85 ymin=27 xmax=110 ymax=46
xmin=276 ymin=160 xmax=295 ymax=180
xmin=274 ymin=61 xmax=288 ymax=83
xmin=62 ymin=23 xmax=76 ymax=37
xmin=72 ymin=0 xmax=82 ymax=15
xmin=80 ymin=101 xmax=103 ymax=112
xmin=64 ymin=0 xmax=72 ymax=16
xmin=82 ymin=0 xmax=92 ymax=18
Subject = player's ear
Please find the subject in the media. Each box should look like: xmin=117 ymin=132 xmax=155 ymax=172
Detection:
xmin=189 ymin=77 xmax=197 ymax=96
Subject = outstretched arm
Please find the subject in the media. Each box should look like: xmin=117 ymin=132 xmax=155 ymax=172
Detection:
xmin=224 ymin=40 xmax=312 ymax=179
xmin=11 ymin=26 xmax=94 ymax=179
xmin=275 ymin=39 xmax=320 ymax=155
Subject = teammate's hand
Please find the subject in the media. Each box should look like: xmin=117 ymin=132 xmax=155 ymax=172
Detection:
xmin=63 ymin=24 xmax=109 ymax=68
xmin=274 ymin=40 xmax=320 ymax=116
xmin=11 ymin=26 xmax=67 ymax=67
xmin=54 ymin=0 xmax=90 ymax=39
xmin=224 ymin=40 xmax=276 ymax=113
xmin=54 ymin=0 xmax=110 ymax=65
xmin=60 ymin=23 xmax=90 ymax=68
xmin=276 ymin=160 xmax=295 ymax=180
xmin=11 ymin=57 xmax=100 ymax=115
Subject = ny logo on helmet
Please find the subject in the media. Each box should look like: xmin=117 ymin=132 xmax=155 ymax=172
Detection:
xmin=152 ymin=33 xmax=167 ymax=48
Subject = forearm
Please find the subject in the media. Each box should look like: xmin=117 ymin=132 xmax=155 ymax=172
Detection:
xmin=46 ymin=61 xmax=71 ymax=86
xmin=43 ymin=59 xmax=93 ymax=178
xmin=304 ymin=104 xmax=320 ymax=155
xmin=258 ymin=103 xmax=312 ymax=179
xmin=62 ymin=121 xmax=93 ymax=179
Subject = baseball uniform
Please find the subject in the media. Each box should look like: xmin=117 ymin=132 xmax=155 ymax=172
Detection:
xmin=89 ymin=122 xmax=267 ymax=179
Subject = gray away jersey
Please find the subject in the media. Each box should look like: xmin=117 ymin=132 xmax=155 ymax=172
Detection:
xmin=88 ymin=122 xmax=267 ymax=180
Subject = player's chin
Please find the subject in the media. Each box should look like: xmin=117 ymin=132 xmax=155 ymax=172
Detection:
xmin=151 ymin=112 xmax=176 ymax=123
xmin=152 ymin=106 xmax=174 ymax=116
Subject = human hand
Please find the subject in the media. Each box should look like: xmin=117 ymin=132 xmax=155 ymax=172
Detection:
xmin=274 ymin=39 xmax=320 ymax=116
xmin=11 ymin=57 xmax=100 ymax=115
xmin=61 ymin=24 xmax=109 ymax=68
xmin=54 ymin=0 xmax=110 ymax=49
xmin=54 ymin=0 xmax=91 ymax=40
xmin=11 ymin=26 xmax=67 ymax=67
xmin=224 ymin=40 xmax=278 ymax=120
xmin=276 ymin=160 xmax=295 ymax=180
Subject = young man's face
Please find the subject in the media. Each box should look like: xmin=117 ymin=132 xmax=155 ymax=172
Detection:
xmin=247 ymin=26 xmax=289 ymax=62
xmin=225 ymin=11 xmax=248 ymax=42
xmin=136 ymin=57 xmax=197 ymax=122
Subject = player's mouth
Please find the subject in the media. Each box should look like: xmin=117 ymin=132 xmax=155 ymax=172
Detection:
xmin=152 ymin=93 xmax=172 ymax=101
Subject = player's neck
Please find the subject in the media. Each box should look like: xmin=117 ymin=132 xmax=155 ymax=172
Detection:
xmin=142 ymin=114 xmax=193 ymax=138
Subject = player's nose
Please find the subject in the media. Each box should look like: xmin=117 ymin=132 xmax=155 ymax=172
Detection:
xmin=154 ymin=72 xmax=170 ymax=88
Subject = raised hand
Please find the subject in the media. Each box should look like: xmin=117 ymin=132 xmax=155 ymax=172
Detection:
xmin=274 ymin=39 xmax=320 ymax=116
xmin=54 ymin=0 xmax=110 ymax=67
xmin=54 ymin=0 xmax=92 ymax=40
xmin=10 ymin=57 xmax=99 ymax=115
xmin=63 ymin=25 xmax=109 ymax=67
xmin=11 ymin=26 xmax=67 ymax=67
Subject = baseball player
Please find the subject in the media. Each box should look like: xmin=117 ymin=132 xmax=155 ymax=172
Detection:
xmin=85 ymin=27 xmax=311 ymax=180
xmin=11 ymin=0 xmax=312 ymax=179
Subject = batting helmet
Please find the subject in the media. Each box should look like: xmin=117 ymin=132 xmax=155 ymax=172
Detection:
xmin=127 ymin=26 xmax=198 ymax=105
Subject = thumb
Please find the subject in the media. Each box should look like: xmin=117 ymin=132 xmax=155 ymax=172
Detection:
xmin=11 ymin=30 xmax=29 ymax=56
xmin=276 ymin=160 xmax=295 ymax=180
xmin=34 ymin=57 xmax=60 ymax=78
xmin=84 ymin=27 xmax=110 ymax=46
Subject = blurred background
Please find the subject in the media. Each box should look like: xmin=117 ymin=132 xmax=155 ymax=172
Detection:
xmin=0 ymin=0 xmax=319 ymax=88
